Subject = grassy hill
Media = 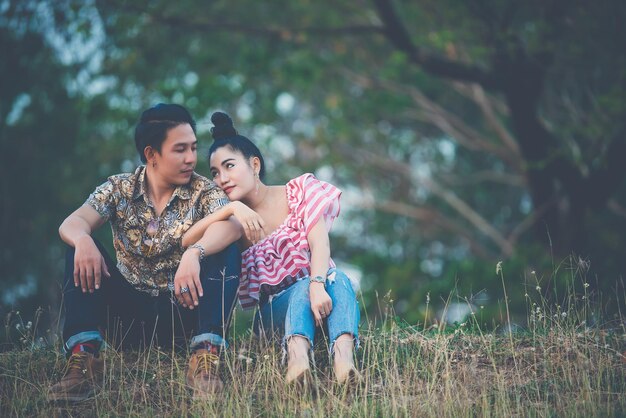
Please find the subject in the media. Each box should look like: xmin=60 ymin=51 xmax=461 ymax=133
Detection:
xmin=1 ymin=310 xmax=625 ymax=417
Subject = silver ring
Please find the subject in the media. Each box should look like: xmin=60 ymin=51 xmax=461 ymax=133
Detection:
xmin=180 ymin=286 xmax=189 ymax=294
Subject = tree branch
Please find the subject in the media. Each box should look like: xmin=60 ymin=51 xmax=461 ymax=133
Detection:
xmin=468 ymin=83 xmax=520 ymax=155
xmin=586 ymin=125 xmax=626 ymax=207
xmin=607 ymin=198 xmax=626 ymax=219
xmin=350 ymin=145 xmax=515 ymax=256
xmin=422 ymin=176 xmax=514 ymax=256
xmin=153 ymin=16 xmax=383 ymax=39
xmin=367 ymin=199 xmax=496 ymax=259
xmin=343 ymin=69 xmax=521 ymax=171
xmin=438 ymin=171 xmax=524 ymax=187
xmin=373 ymin=0 xmax=496 ymax=87
xmin=108 ymin=1 xmax=384 ymax=40
xmin=505 ymin=197 xmax=558 ymax=247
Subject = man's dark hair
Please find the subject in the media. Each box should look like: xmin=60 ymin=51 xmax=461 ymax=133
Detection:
xmin=134 ymin=103 xmax=196 ymax=163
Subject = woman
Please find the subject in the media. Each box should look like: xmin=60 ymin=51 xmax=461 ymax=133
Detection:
xmin=182 ymin=112 xmax=360 ymax=386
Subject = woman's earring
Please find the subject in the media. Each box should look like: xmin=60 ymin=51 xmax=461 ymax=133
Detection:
xmin=152 ymin=160 xmax=156 ymax=168
xmin=255 ymin=172 xmax=260 ymax=193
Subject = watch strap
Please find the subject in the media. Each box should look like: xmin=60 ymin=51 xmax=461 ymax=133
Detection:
xmin=310 ymin=275 xmax=326 ymax=284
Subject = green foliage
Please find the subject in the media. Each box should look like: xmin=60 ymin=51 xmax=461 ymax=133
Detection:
xmin=2 ymin=0 xmax=626 ymax=329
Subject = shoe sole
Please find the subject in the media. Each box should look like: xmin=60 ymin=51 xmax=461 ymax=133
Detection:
xmin=48 ymin=389 xmax=94 ymax=403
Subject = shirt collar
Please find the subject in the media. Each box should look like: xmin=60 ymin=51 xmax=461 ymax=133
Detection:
xmin=133 ymin=166 xmax=148 ymax=201
xmin=132 ymin=166 xmax=193 ymax=202
xmin=172 ymin=181 xmax=192 ymax=201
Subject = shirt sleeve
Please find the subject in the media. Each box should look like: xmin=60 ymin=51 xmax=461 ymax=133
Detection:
xmin=84 ymin=180 xmax=116 ymax=222
xmin=199 ymin=182 xmax=230 ymax=216
xmin=286 ymin=173 xmax=342 ymax=236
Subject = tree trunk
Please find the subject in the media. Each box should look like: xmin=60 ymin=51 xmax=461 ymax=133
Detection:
xmin=497 ymin=48 xmax=587 ymax=257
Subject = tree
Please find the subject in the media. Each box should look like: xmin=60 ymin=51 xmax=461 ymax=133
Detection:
xmin=0 ymin=1 xmax=125 ymax=317
xmin=95 ymin=1 xmax=626 ymax=267
xmin=4 ymin=0 xmax=625 ymax=323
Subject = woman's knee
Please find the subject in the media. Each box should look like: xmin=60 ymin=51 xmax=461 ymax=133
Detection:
xmin=287 ymin=278 xmax=312 ymax=305
xmin=326 ymin=269 xmax=357 ymax=299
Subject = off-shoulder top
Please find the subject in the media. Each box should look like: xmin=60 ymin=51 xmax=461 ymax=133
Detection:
xmin=238 ymin=173 xmax=341 ymax=309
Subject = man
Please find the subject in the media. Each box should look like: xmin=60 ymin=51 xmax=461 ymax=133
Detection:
xmin=48 ymin=103 xmax=242 ymax=402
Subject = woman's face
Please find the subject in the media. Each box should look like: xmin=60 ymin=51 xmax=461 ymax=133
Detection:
xmin=209 ymin=146 xmax=257 ymax=201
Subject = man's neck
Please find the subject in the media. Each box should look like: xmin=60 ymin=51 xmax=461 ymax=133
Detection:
xmin=145 ymin=166 xmax=176 ymax=210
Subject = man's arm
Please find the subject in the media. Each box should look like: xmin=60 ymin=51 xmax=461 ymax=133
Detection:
xmin=59 ymin=205 xmax=110 ymax=293
xmin=174 ymin=218 xmax=242 ymax=309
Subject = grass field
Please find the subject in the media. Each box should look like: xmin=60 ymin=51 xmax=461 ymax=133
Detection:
xmin=2 ymin=268 xmax=625 ymax=417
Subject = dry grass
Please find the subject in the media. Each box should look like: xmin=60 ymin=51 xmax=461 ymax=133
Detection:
xmin=1 ymin=314 xmax=625 ymax=417
xmin=2 ymin=262 xmax=626 ymax=417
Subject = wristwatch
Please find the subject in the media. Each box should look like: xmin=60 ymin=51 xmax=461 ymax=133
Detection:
xmin=310 ymin=275 xmax=326 ymax=284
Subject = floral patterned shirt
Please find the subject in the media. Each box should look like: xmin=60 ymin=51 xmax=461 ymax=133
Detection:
xmin=85 ymin=165 xmax=229 ymax=296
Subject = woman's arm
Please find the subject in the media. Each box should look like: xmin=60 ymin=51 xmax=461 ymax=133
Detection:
xmin=306 ymin=217 xmax=334 ymax=326
xmin=182 ymin=204 xmax=235 ymax=248
xmin=182 ymin=201 xmax=266 ymax=247
xmin=307 ymin=217 xmax=331 ymax=281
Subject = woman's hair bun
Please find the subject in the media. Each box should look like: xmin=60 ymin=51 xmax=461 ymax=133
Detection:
xmin=210 ymin=111 xmax=237 ymax=140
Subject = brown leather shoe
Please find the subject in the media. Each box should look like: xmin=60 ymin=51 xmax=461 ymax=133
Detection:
xmin=48 ymin=352 xmax=104 ymax=402
xmin=186 ymin=348 xmax=223 ymax=399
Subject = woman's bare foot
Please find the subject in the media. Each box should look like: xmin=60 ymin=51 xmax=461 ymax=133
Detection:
xmin=333 ymin=334 xmax=360 ymax=384
xmin=285 ymin=335 xmax=311 ymax=384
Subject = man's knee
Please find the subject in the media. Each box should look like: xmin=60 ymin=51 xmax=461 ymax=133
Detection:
xmin=64 ymin=238 xmax=110 ymax=265
xmin=201 ymin=243 xmax=241 ymax=279
xmin=220 ymin=243 xmax=241 ymax=267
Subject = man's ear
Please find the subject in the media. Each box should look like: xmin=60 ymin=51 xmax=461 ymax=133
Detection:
xmin=144 ymin=146 xmax=155 ymax=163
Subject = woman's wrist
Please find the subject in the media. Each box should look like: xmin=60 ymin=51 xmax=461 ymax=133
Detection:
xmin=309 ymin=282 xmax=326 ymax=291
xmin=310 ymin=274 xmax=326 ymax=285
xmin=228 ymin=201 xmax=243 ymax=212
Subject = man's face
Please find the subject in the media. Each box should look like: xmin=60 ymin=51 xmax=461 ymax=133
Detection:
xmin=153 ymin=124 xmax=197 ymax=186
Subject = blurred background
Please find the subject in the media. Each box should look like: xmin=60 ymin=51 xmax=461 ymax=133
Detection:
xmin=2 ymin=0 xmax=626 ymax=342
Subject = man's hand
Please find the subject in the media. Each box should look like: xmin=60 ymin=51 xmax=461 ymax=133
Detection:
xmin=73 ymin=235 xmax=110 ymax=293
xmin=174 ymin=248 xmax=204 ymax=309
xmin=309 ymin=283 xmax=333 ymax=327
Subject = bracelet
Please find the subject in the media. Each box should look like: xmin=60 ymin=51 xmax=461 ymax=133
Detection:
xmin=310 ymin=275 xmax=326 ymax=285
xmin=188 ymin=243 xmax=205 ymax=260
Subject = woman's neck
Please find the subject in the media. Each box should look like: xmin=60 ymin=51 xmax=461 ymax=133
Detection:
xmin=243 ymin=183 xmax=270 ymax=210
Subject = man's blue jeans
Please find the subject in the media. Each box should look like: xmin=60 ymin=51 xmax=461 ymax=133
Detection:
xmin=253 ymin=269 xmax=360 ymax=353
xmin=62 ymin=240 xmax=240 ymax=353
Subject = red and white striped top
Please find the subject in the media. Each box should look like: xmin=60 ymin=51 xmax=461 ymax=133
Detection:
xmin=238 ymin=173 xmax=342 ymax=309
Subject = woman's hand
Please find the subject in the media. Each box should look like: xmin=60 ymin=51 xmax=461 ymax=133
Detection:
xmin=231 ymin=201 xmax=266 ymax=243
xmin=309 ymin=282 xmax=333 ymax=327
